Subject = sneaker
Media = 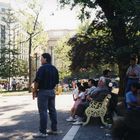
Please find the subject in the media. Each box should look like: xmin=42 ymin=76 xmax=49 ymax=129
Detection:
xmin=66 ymin=116 xmax=75 ymax=122
xmin=73 ymin=121 xmax=83 ymax=125
xmin=47 ymin=130 xmax=63 ymax=135
xmin=73 ymin=117 xmax=82 ymax=122
xmin=73 ymin=118 xmax=78 ymax=122
xmin=33 ymin=132 xmax=48 ymax=138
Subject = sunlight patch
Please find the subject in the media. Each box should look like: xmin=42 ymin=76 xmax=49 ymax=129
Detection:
xmin=0 ymin=119 xmax=20 ymax=126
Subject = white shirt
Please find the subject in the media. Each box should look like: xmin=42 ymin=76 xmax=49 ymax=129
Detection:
xmin=72 ymin=87 xmax=79 ymax=98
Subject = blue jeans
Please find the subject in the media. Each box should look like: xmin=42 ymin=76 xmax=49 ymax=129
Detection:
xmin=37 ymin=89 xmax=57 ymax=134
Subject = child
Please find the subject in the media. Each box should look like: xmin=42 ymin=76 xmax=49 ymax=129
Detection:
xmin=66 ymin=86 xmax=86 ymax=122
xmin=125 ymin=82 xmax=139 ymax=110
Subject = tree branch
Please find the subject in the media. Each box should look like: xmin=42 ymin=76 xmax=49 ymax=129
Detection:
xmin=33 ymin=12 xmax=39 ymax=31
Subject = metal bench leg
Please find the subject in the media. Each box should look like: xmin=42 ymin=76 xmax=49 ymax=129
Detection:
xmin=83 ymin=116 xmax=91 ymax=126
xmin=100 ymin=116 xmax=107 ymax=126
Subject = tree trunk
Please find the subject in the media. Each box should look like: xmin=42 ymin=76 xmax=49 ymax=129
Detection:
xmin=118 ymin=62 xmax=128 ymax=96
xmin=97 ymin=0 xmax=129 ymax=95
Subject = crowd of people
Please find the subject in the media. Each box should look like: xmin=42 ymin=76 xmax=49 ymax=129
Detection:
xmin=0 ymin=81 xmax=10 ymax=91
xmin=65 ymin=53 xmax=140 ymax=140
xmin=112 ymin=54 xmax=140 ymax=140
xmin=31 ymin=53 xmax=117 ymax=138
xmin=66 ymin=69 xmax=117 ymax=125
xmin=0 ymin=78 xmax=28 ymax=92
xmin=31 ymin=52 xmax=140 ymax=139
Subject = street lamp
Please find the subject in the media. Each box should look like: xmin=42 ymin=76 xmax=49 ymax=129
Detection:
xmin=34 ymin=53 xmax=38 ymax=73
xmin=50 ymin=46 xmax=54 ymax=65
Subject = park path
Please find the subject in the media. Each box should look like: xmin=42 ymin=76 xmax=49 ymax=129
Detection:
xmin=0 ymin=93 xmax=112 ymax=140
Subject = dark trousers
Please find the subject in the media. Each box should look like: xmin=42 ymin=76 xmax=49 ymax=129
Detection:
xmin=12 ymin=84 xmax=16 ymax=91
xmin=75 ymin=101 xmax=89 ymax=121
xmin=37 ymin=89 xmax=57 ymax=134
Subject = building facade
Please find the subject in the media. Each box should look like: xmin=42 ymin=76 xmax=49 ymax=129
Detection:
xmin=45 ymin=29 xmax=75 ymax=65
xmin=0 ymin=0 xmax=28 ymax=61
xmin=33 ymin=29 xmax=75 ymax=69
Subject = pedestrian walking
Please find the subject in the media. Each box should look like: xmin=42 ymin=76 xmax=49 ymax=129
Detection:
xmin=32 ymin=53 xmax=59 ymax=138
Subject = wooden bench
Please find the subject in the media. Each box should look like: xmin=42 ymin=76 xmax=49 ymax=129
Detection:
xmin=83 ymin=94 xmax=111 ymax=126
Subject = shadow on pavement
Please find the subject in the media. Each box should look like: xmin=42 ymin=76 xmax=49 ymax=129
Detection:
xmin=74 ymin=118 xmax=112 ymax=140
xmin=0 ymin=104 xmax=29 ymax=112
xmin=0 ymin=109 xmax=72 ymax=140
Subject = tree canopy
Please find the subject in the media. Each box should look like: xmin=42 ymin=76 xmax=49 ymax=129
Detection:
xmin=59 ymin=0 xmax=140 ymax=94
xmin=54 ymin=36 xmax=72 ymax=80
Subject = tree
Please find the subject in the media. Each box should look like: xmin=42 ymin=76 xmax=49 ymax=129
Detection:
xmin=0 ymin=8 xmax=20 ymax=81
xmin=68 ymin=22 xmax=114 ymax=70
xmin=15 ymin=0 xmax=48 ymax=91
xmin=54 ymin=36 xmax=72 ymax=80
xmin=59 ymin=0 xmax=140 ymax=95
xmin=15 ymin=59 xmax=28 ymax=77
xmin=0 ymin=48 xmax=17 ymax=78
xmin=0 ymin=47 xmax=28 ymax=78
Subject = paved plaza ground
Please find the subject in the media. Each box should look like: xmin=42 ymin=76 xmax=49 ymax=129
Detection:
xmin=0 ymin=92 xmax=112 ymax=140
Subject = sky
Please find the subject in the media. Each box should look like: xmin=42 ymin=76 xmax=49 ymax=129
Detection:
xmin=10 ymin=0 xmax=81 ymax=30
xmin=0 ymin=0 xmax=10 ymax=3
xmin=41 ymin=0 xmax=81 ymax=30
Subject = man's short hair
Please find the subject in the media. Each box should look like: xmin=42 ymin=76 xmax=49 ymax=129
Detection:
xmin=42 ymin=53 xmax=51 ymax=64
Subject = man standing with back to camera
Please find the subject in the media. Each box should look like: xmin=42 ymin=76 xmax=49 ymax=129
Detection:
xmin=32 ymin=53 xmax=59 ymax=138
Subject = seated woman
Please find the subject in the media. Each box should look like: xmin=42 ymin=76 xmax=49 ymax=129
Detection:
xmin=66 ymin=86 xmax=86 ymax=122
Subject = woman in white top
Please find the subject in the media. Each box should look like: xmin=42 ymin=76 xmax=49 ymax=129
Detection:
xmin=66 ymin=86 xmax=86 ymax=122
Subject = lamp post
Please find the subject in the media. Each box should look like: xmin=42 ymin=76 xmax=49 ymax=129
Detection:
xmin=34 ymin=53 xmax=38 ymax=73
xmin=50 ymin=46 xmax=54 ymax=65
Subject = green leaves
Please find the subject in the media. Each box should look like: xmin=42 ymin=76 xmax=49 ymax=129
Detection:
xmin=0 ymin=48 xmax=27 ymax=78
xmin=54 ymin=36 xmax=72 ymax=79
xmin=58 ymin=0 xmax=140 ymax=94
xmin=59 ymin=0 xmax=140 ymax=67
